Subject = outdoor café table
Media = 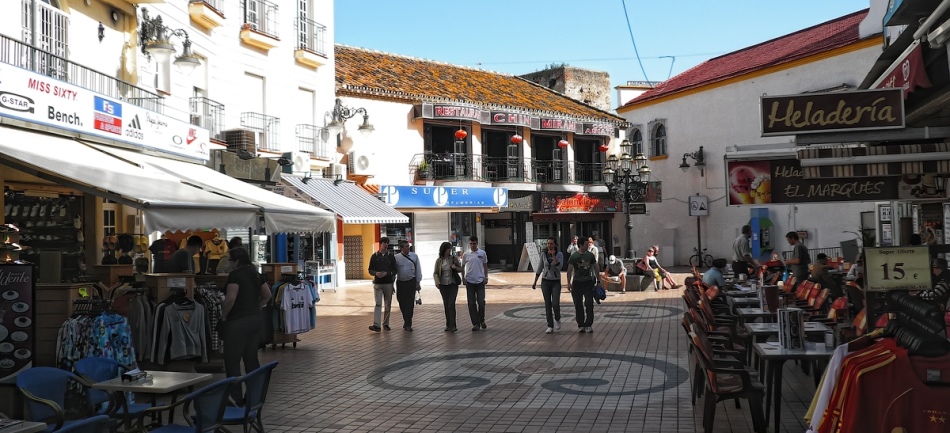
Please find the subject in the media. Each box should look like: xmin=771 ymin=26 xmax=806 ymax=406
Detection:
xmin=736 ymin=307 xmax=774 ymax=324
xmin=727 ymin=296 xmax=761 ymax=312
xmin=0 ymin=421 xmax=46 ymax=433
xmin=744 ymin=321 xmax=830 ymax=343
xmin=753 ymin=341 xmax=834 ymax=433
xmin=90 ymin=371 xmax=212 ymax=425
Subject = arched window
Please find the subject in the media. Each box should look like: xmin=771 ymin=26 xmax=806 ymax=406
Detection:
xmin=630 ymin=129 xmax=643 ymax=155
xmin=651 ymin=123 xmax=667 ymax=157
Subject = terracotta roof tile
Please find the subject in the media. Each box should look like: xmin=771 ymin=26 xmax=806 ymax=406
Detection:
xmin=620 ymin=9 xmax=871 ymax=108
xmin=335 ymin=45 xmax=625 ymax=124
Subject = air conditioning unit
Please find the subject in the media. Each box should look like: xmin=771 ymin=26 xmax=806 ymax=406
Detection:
xmin=280 ymin=151 xmax=311 ymax=175
xmin=348 ymin=150 xmax=374 ymax=175
xmin=330 ymin=163 xmax=347 ymax=179
xmin=222 ymin=129 xmax=256 ymax=152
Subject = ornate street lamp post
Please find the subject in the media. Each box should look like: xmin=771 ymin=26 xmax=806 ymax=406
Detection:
xmin=603 ymin=139 xmax=651 ymax=259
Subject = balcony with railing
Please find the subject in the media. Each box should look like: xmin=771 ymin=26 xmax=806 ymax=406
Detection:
xmin=189 ymin=97 xmax=224 ymax=140
xmin=574 ymin=162 xmax=606 ymax=185
xmin=240 ymin=112 xmax=280 ymax=153
xmin=409 ymin=153 xmax=604 ymax=191
xmin=0 ymin=33 xmax=165 ymax=113
xmin=294 ymin=16 xmax=326 ymax=68
xmin=296 ymin=124 xmax=329 ymax=159
xmin=189 ymin=0 xmax=226 ymax=30
xmin=240 ymin=0 xmax=280 ymax=50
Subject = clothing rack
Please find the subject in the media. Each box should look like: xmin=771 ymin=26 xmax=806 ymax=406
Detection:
xmin=881 ymin=291 xmax=950 ymax=357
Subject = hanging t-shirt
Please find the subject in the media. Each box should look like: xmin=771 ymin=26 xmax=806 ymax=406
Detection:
xmin=280 ymin=283 xmax=314 ymax=334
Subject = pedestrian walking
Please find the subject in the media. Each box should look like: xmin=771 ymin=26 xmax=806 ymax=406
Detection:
xmin=394 ymin=240 xmax=422 ymax=331
xmin=532 ymin=238 xmax=563 ymax=334
xmin=462 ymin=236 xmax=489 ymax=331
xmin=433 ymin=241 xmax=463 ymax=332
xmin=567 ymin=237 xmax=600 ymax=333
xmin=367 ymin=237 xmax=397 ymax=332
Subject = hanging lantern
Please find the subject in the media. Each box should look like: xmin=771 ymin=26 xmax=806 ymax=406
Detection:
xmin=599 ymin=143 xmax=609 ymax=152
xmin=557 ymin=139 xmax=569 ymax=149
xmin=510 ymin=134 xmax=523 ymax=144
xmin=455 ymin=129 xmax=468 ymax=140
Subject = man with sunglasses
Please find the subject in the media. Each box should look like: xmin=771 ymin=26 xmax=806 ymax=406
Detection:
xmin=462 ymin=236 xmax=489 ymax=331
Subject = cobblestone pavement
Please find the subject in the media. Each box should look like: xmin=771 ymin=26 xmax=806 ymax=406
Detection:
xmin=250 ymin=269 xmax=817 ymax=433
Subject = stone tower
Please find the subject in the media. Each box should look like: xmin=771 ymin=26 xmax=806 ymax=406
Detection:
xmin=520 ymin=66 xmax=611 ymax=112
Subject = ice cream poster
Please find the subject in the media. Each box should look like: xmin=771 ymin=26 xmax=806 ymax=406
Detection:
xmin=727 ymin=159 xmax=903 ymax=205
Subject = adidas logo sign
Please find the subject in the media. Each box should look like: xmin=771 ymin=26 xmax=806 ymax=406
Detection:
xmin=125 ymin=114 xmax=144 ymax=140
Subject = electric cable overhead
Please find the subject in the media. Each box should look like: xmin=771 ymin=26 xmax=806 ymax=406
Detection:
xmin=621 ymin=0 xmax=650 ymax=82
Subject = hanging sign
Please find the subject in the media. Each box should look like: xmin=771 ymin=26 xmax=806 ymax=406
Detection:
xmin=863 ymin=246 xmax=931 ymax=292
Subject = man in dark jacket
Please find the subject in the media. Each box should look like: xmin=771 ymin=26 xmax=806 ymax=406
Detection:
xmin=166 ymin=235 xmax=202 ymax=273
xmin=367 ymin=237 xmax=397 ymax=332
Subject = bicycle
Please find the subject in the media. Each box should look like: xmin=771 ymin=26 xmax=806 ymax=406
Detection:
xmin=688 ymin=247 xmax=714 ymax=268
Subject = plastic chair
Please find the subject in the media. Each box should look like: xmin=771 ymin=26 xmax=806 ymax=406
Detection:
xmin=16 ymin=367 xmax=93 ymax=432
xmin=132 ymin=377 xmax=238 ymax=433
xmin=74 ymin=357 xmax=151 ymax=430
xmin=221 ymin=361 xmax=279 ymax=433
xmin=688 ymin=330 xmax=766 ymax=433
xmin=54 ymin=415 xmax=110 ymax=433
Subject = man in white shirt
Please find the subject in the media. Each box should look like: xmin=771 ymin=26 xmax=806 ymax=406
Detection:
xmin=462 ymin=236 xmax=489 ymax=331
xmin=394 ymin=240 xmax=422 ymax=331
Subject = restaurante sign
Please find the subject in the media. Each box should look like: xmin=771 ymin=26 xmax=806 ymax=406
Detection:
xmin=760 ymin=88 xmax=904 ymax=136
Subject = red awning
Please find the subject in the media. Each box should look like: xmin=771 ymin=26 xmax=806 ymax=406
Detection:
xmin=532 ymin=213 xmax=616 ymax=223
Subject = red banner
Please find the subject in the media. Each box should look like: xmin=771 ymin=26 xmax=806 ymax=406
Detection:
xmin=875 ymin=42 xmax=932 ymax=99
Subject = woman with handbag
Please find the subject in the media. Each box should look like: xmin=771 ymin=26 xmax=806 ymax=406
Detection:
xmin=433 ymin=241 xmax=463 ymax=332
xmin=532 ymin=238 xmax=564 ymax=334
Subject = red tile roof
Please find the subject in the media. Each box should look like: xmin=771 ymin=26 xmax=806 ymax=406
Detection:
xmin=335 ymin=45 xmax=625 ymax=124
xmin=620 ymin=9 xmax=872 ymax=109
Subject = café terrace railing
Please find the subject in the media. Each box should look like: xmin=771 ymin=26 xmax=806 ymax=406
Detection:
xmin=0 ymin=33 xmax=165 ymax=113
xmin=409 ymin=152 xmax=606 ymax=185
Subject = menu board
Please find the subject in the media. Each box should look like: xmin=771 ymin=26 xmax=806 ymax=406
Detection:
xmin=863 ymin=246 xmax=931 ymax=292
xmin=0 ymin=263 xmax=35 ymax=383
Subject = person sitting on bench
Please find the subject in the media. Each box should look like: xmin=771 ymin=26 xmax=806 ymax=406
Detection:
xmin=601 ymin=255 xmax=627 ymax=293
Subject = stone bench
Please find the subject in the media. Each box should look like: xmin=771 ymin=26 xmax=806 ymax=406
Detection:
xmin=624 ymin=274 xmax=657 ymax=292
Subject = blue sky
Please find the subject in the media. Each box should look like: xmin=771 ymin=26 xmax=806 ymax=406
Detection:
xmin=336 ymin=0 xmax=871 ymax=106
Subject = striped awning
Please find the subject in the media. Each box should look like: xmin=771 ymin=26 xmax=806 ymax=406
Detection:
xmin=280 ymin=175 xmax=409 ymax=224
xmin=798 ymin=142 xmax=950 ymax=179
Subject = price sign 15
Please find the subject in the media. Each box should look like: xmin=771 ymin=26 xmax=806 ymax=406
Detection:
xmin=863 ymin=246 xmax=931 ymax=292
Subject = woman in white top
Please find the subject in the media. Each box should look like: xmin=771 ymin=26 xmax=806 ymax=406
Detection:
xmin=433 ymin=241 xmax=463 ymax=332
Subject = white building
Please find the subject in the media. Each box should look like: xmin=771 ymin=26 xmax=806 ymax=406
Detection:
xmin=615 ymin=7 xmax=886 ymax=265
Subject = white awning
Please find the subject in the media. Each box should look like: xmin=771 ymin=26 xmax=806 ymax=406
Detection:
xmin=89 ymin=144 xmax=335 ymax=234
xmin=280 ymin=174 xmax=409 ymax=224
xmin=0 ymin=127 xmax=258 ymax=232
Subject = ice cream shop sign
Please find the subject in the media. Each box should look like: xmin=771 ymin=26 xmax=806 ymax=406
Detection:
xmin=726 ymin=159 xmax=906 ymax=205
xmin=760 ymin=88 xmax=904 ymax=136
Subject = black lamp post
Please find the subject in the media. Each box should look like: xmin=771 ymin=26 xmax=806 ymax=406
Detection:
xmin=139 ymin=8 xmax=200 ymax=75
xmin=324 ymin=98 xmax=374 ymax=138
xmin=603 ymin=139 xmax=651 ymax=259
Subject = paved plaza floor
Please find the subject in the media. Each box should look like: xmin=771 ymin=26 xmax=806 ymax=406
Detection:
xmin=254 ymin=270 xmax=818 ymax=433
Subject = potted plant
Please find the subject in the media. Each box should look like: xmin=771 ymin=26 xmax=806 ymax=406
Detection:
xmin=416 ymin=160 xmax=430 ymax=180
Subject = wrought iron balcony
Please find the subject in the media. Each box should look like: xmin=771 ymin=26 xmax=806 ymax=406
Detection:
xmin=243 ymin=0 xmax=279 ymax=39
xmin=295 ymin=124 xmax=329 ymax=159
xmin=189 ymin=97 xmax=224 ymax=140
xmin=0 ymin=33 xmax=165 ymax=113
xmin=240 ymin=112 xmax=281 ymax=153
xmin=574 ymin=162 xmax=606 ymax=184
xmin=408 ymin=153 xmax=600 ymax=185
xmin=295 ymin=16 xmax=326 ymax=56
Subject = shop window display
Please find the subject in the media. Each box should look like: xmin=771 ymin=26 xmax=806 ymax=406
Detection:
xmin=3 ymin=190 xmax=84 ymax=282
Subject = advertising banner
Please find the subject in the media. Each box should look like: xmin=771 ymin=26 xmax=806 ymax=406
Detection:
xmin=760 ymin=88 xmax=904 ymax=136
xmin=724 ymin=159 xmax=929 ymax=205
xmin=379 ymin=186 xmax=508 ymax=208
xmin=0 ymin=64 xmax=211 ymax=160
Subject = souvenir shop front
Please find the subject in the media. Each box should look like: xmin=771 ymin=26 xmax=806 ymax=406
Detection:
xmin=0 ymin=97 xmax=333 ymax=417
xmin=377 ymin=185 xmax=508 ymax=282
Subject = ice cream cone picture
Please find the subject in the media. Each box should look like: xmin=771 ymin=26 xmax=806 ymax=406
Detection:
xmin=751 ymin=175 xmax=773 ymax=204
xmin=729 ymin=166 xmax=757 ymax=204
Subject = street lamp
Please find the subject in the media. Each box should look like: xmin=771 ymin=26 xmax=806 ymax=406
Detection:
xmin=679 ymin=146 xmax=706 ymax=176
xmin=139 ymin=8 xmax=201 ymax=75
xmin=603 ymin=139 xmax=651 ymax=259
xmin=323 ymin=98 xmax=374 ymax=138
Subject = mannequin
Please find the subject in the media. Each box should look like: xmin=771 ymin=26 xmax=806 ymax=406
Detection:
xmin=204 ymin=233 xmax=228 ymax=275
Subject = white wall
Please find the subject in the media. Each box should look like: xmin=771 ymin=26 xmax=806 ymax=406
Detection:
xmin=618 ymin=45 xmax=881 ymax=265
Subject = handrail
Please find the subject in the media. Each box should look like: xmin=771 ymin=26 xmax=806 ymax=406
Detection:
xmin=0 ymin=33 xmax=165 ymax=113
